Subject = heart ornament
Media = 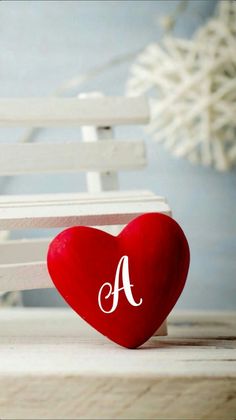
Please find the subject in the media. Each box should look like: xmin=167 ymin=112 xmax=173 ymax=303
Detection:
xmin=47 ymin=213 xmax=190 ymax=348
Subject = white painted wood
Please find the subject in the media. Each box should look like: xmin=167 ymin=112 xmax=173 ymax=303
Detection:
xmin=0 ymin=311 xmax=235 ymax=419
xmin=0 ymin=191 xmax=164 ymax=209
xmin=0 ymin=238 xmax=49 ymax=264
xmin=0 ymin=189 xmax=159 ymax=204
xmin=0 ymin=140 xmax=146 ymax=175
xmin=0 ymin=195 xmax=170 ymax=230
xmin=0 ymin=97 xmax=149 ymax=127
xmin=0 ymin=309 xmax=235 ymax=377
xmin=0 ymin=230 xmax=9 ymax=240
xmin=82 ymin=127 xmax=119 ymax=192
xmin=0 ymin=261 xmax=51 ymax=291
xmin=0 ymin=190 xmax=164 ymax=235
xmin=79 ymin=92 xmax=119 ymax=193
xmin=155 ymin=320 xmax=167 ymax=336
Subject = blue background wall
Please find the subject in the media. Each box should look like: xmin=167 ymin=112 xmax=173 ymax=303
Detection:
xmin=0 ymin=1 xmax=235 ymax=310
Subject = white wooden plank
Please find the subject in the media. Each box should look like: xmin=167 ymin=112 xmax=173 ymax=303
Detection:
xmin=0 ymin=140 xmax=146 ymax=175
xmin=0 ymin=238 xmax=49 ymax=264
xmin=0 ymin=261 xmax=51 ymax=291
xmin=0 ymin=199 xmax=170 ymax=230
xmin=0 ymin=97 xmax=149 ymax=127
xmin=0 ymin=192 xmax=164 ymax=208
xmin=0 ymin=190 xmax=159 ymax=204
xmin=0 ymin=190 xmax=164 ymax=236
xmin=0 ymin=309 xmax=235 ymax=378
xmin=0 ymin=230 xmax=9 ymax=240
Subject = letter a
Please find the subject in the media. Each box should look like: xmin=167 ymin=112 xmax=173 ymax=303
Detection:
xmin=98 ymin=255 xmax=143 ymax=314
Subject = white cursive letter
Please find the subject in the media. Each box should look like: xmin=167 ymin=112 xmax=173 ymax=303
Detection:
xmin=98 ymin=255 xmax=143 ymax=314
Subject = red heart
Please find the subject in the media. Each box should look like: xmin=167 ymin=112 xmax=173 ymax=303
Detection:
xmin=47 ymin=213 xmax=190 ymax=348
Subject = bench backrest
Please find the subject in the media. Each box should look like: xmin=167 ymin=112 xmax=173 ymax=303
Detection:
xmin=0 ymin=95 xmax=160 ymax=292
xmin=0 ymin=96 xmax=149 ymax=188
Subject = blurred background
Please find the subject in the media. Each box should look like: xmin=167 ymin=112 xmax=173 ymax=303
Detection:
xmin=0 ymin=0 xmax=235 ymax=310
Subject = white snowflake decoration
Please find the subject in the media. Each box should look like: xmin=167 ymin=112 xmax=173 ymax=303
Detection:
xmin=127 ymin=1 xmax=236 ymax=171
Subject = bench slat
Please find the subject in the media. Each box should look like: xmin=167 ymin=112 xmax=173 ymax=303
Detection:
xmin=0 ymin=190 xmax=158 ymax=204
xmin=0 ymin=97 xmax=149 ymax=127
xmin=0 ymin=140 xmax=146 ymax=175
xmin=0 ymin=261 xmax=51 ymax=291
xmin=0 ymin=197 xmax=170 ymax=230
xmin=0 ymin=238 xmax=49 ymax=264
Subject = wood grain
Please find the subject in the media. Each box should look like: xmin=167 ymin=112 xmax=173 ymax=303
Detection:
xmin=0 ymin=310 xmax=235 ymax=419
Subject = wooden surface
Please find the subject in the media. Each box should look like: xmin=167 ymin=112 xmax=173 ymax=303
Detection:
xmin=0 ymin=140 xmax=146 ymax=175
xmin=0 ymin=190 xmax=170 ymax=231
xmin=0 ymin=309 xmax=235 ymax=419
xmin=0 ymin=97 xmax=149 ymax=127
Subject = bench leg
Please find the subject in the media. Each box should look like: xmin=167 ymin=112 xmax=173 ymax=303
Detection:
xmin=154 ymin=319 xmax=167 ymax=336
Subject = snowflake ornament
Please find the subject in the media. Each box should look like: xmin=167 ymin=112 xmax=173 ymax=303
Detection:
xmin=127 ymin=1 xmax=236 ymax=171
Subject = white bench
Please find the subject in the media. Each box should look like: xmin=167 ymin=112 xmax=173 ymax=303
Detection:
xmin=0 ymin=94 xmax=170 ymax=334
xmin=0 ymin=97 xmax=235 ymax=419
